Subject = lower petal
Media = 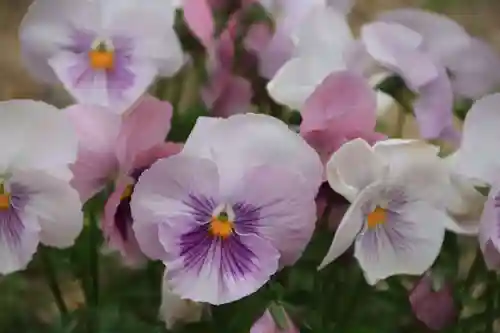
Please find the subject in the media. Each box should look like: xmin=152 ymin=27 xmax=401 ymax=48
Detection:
xmin=0 ymin=207 xmax=40 ymax=275
xmin=354 ymin=201 xmax=446 ymax=285
xmin=164 ymin=223 xmax=279 ymax=305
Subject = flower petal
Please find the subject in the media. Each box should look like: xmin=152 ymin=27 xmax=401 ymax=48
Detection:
xmin=446 ymin=38 xmax=500 ymax=99
xmin=454 ymin=93 xmax=500 ymax=185
xmin=413 ymin=67 xmax=457 ymax=143
xmin=355 ymin=200 xmax=446 ymax=285
xmin=65 ymin=104 xmax=122 ymax=201
xmin=378 ymin=9 xmax=471 ymax=63
xmin=183 ymin=0 xmax=215 ymax=48
xmin=131 ymin=154 xmax=220 ymax=260
xmin=318 ymin=182 xmax=382 ymax=269
xmin=230 ymin=165 xmax=317 ymax=266
xmin=182 ymin=114 xmax=323 ymax=196
xmin=267 ymin=56 xmax=332 ymax=110
xmin=15 ymin=169 xmax=83 ymax=248
xmin=361 ymin=22 xmax=438 ymax=90
xmin=326 ymin=138 xmax=386 ymax=201
xmin=164 ymin=223 xmax=279 ymax=304
xmin=300 ymin=70 xmax=377 ymax=132
xmin=116 ymin=96 xmax=173 ymax=170
xmin=0 ymin=210 xmax=40 ymax=275
xmin=479 ymin=190 xmax=500 ymax=270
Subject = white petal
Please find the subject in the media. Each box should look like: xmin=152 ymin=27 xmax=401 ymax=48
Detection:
xmin=355 ymin=200 xmax=446 ymax=285
xmin=267 ymin=56 xmax=333 ymax=110
xmin=319 ymin=182 xmax=383 ymax=269
xmin=159 ymin=270 xmax=203 ymax=329
xmin=454 ymin=93 xmax=500 ymax=185
xmin=14 ymin=169 xmax=83 ymax=248
xmin=19 ymin=0 xmax=100 ymax=82
xmin=293 ymin=6 xmax=353 ymax=62
xmin=182 ymin=114 xmax=324 ymax=196
xmin=0 ymin=100 xmax=78 ymax=172
xmin=326 ymin=138 xmax=386 ymax=201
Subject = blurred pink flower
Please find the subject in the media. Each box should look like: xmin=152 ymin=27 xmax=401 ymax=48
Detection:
xmin=183 ymin=0 xmax=215 ymax=49
xmin=409 ymin=272 xmax=457 ymax=331
xmin=67 ymin=95 xmax=174 ymax=202
xmin=251 ymin=308 xmax=299 ymax=333
xmin=67 ymin=95 xmax=176 ymax=264
xmin=300 ymin=71 xmax=385 ymax=166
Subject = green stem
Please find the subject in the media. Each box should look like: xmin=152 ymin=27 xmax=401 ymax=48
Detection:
xmin=464 ymin=249 xmax=483 ymax=291
xmin=40 ymin=246 xmax=68 ymax=317
xmin=88 ymin=210 xmax=99 ymax=307
xmin=486 ymin=272 xmax=496 ymax=333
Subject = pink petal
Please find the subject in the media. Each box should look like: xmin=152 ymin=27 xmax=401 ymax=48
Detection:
xmin=133 ymin=142 xmax=184 ymax=170
xmin=300 ymin=71 xmax=377 ymax=133
xmin=65 ymin=104 xmax=122 ymax=202
xmin=183 ymin=0 xmax=215 ymax=48
xmin=251 ymin=309 xmax=299 ymax=333
xmin=116 ymin=95 xmax=173 ymax=171
xmin=244 ymin=23 xmax=272 ymax=53
xmin=103 ymin=177 xmax=146 ymax=267
xmin=212 ymin=75 xmax=253 ymax=117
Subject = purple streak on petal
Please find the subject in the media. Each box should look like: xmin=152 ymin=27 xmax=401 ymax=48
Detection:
xmin=0 ymin=184 xmax=30 ymax=248
xmin=220 ymin=234 xmax=258 ymax=279
xmin=105 ymin=37 xmax=135 ymax=98
xmin=179 ymin=224 xmax=214 ymax=273
xmin=233 ymin=202 xmax=261 ymax=234
xmin=183 ymin=194 xmax=216 ymax=224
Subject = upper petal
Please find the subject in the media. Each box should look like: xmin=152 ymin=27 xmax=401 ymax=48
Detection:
xmin=182 ymin=114 xmax=324 ymax=197
xmin=361 ymin=22 xmax=439 ymax=90
xmin=267 ymin=56 xmax=333 ymax=110
xmin=326 ymin=138 xmax=386 ymax=201
xmin=182 ymin=0 xmax=215 ymax=48
xmin=454 ymin=93 xmax=500 ymax=185
xmin=300 ymin=70 xmax=377 ymax=133
xmin=378 ymin=8 xmax=471 ymax=63
xmin=229 ymin=164 xmax=317 ymax=266
xmin=0 ymin=100 xmax=78 ymax=172
xmin=116 ymin=96 xmax=173 ymax=170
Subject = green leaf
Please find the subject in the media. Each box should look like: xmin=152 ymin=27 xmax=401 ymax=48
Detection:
xmin=167 ymin=104 xmax=210 ymax=143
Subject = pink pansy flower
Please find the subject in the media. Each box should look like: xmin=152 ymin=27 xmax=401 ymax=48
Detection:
xmin=250 ymin=308 xmax=299 ymax=333
xmin=300 ymin=71 xmax=386 ymax=166
xmin=0 ymin=100 xmax=83 ymax=274
xmin=66 ymin=96 xmax=174 ymax=264
xmin=20 ymin=0 xmax=184 ymax=113
xmin=198 ymin=15 xmax=253 ymax=117
xmin=131 ymin=114 xmax=323 ymax=304
xmin=104 ymin=143 xmax=182 ymax=266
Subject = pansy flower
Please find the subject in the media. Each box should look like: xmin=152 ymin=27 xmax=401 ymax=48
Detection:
xmin=319 ymin=139 xmax=457 ymax=284
xmin=66 ymin=95 xmax=175 ymax=264
xmin=0 ymin=100 xmax=82 ymax=274
xmin=20 ymin=0 xmax=184 ymax=113
xmin=250 ymin=307 xmax=299 ymax=333
xmin=453 ymin=94 xmax=500 ymax=269
xmin=131 ymin=114 xmax=323 ymax=304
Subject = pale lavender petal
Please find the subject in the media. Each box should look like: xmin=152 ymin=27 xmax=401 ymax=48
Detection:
xmin=446 ymin=38 xmax=500 ymax=99
xmin=161 ymin=216 xmax=279 ymax=304
xmin=0 ymin=184 xmax=41 ymax=275
xmin=413 ymin=67 xmax=458 ymax=143
xmin=479 ymin=189 xmax=500 ymax=270
xmin=229 ymin=164 xmax=316 ymax=266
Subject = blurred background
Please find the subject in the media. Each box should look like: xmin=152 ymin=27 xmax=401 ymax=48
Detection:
xmin=0 ymin=0 xmax=499 ymax=105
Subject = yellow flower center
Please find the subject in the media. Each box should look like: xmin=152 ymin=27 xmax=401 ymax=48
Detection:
xmin=120 ymin=184 xmax=134 ymax=201
xmin=367 ymin=206 xmax=387 ymax=229
xmin=89 ymin=49 xmax=114 ymax=70
xmin=0 ymin=183 xmax=10 ymax=211
xmin=209 ymin=212 xmax=234 ymax=238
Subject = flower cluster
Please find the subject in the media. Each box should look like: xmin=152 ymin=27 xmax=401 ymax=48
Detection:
xmin=3 ymin=0 xmax=500 ymax=331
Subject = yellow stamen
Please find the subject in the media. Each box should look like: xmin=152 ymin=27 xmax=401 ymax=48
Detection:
xmin=367 ymin=206 xmax=387 ymax=229
xmin=88 ymin=50 xmax=114 ymax=70
xmin=0 ymin=184 xmax=10 ymax=210
xmin=120 ymin=185 xmax=134 ymax=201
xmin=209 ymin=215 xmax=234 ymax=238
